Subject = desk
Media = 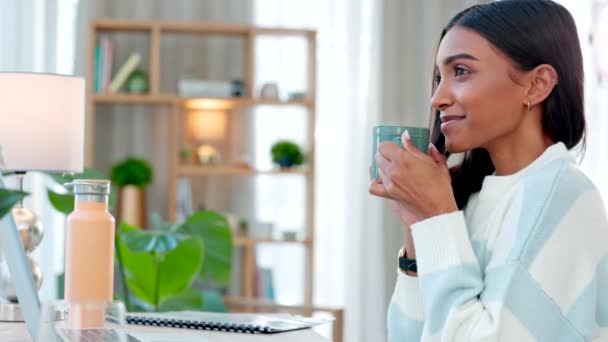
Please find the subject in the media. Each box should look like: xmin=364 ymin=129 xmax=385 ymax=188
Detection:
xmin=0 ymin=322 xmax=332 ymax=341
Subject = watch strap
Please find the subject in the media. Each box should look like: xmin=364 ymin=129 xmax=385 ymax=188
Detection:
xmin=399 ymin=256 xmax=417 ymax=273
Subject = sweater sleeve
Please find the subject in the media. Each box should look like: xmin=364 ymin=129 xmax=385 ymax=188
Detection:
xmin=387 ymin=269 xmax=425 ymax=341
xmin=410 ymin=176 xmax=608 ymax=341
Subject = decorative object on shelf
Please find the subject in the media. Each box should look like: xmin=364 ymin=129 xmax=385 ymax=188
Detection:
xmin=179 ymin=148 xmax=195 ymax=165
xmin=115 ymin=211 xmax=233 ymax=312
xmin=238 ymin=219 xmax=249 ymax=236
xmin=178 ymin=79 xmax=233 ymax=98
xmin=282 ymin=231 xmax=298 ymax=241
xmin=249 ymin=222 xmax=274 ymax=239
xmin=260 ymin=82 xmax=279 ymax=100
xmin=188 ymin=110 xmax=227 ymax=165
xmin=0 ymin=72 xmax=84 ymax=338
xmin=197 ymin=144 xmax=219 ymax=165
xmin=111 ymin=157 xmax=153 ymax=229
xmin=287 ymin=91 xmax=307 ymax=101
xmin=271 ymin=141 xmax=305 ymax=169
xmin=230 ymin=79 xmax=245 ymax=97
xmin=125 ymin=68 xmax=149 ymax=93
xmin=108 ymin=53 xmax=141 ymax=93
xmin=233 ymin=154 xmax=252 ymax=169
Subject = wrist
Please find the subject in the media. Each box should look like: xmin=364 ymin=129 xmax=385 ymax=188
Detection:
xmin=398 ymin=246 xmax=417 ymax=276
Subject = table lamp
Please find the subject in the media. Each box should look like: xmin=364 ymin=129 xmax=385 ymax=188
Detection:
xmin=0 ymin=72 xmax=85 ymax=340
xmin=188 ymin=110 xmax=227 ymax=164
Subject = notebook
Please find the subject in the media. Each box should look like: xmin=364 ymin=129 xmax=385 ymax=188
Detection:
xmin=126 ymin=311 xmax=331 ymax=334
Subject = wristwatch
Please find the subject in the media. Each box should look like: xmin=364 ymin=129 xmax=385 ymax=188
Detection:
xmin=398 ymin=246 xmax=417 ymax=274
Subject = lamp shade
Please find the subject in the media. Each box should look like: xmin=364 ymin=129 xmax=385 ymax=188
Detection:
xmin=0 ymin=73 xmax=85 ymax=173
xmin=188 ymin=110 xmax=227 ymax=141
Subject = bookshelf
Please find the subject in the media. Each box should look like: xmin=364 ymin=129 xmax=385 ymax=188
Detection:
xmin=86 ymin=19 xmax=317 ymax=308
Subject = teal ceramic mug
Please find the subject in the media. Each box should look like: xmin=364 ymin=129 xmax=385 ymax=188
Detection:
xmin=371 ymin=126 xmax=431 ymax=180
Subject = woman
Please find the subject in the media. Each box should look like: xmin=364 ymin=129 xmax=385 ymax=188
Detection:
xmin=369 ymin=0 xmax=608 ymax=341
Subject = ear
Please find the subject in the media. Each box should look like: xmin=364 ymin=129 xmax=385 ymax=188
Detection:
xmin=524 ymin=64 xmax=559 ymax=109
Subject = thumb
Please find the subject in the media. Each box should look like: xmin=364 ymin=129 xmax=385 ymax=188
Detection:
xmin=429 ymin=143 xmax=448 ymax=169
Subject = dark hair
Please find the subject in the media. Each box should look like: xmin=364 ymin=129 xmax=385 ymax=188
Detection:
xmin=431 ymin=0 xmax=586 ymax=209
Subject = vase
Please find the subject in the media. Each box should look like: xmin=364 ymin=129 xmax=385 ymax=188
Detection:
xmin=118 ymin=185 xmax=146 ymax=229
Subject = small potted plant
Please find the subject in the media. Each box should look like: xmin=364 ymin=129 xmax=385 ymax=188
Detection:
xmin=111 ymin=157 xmax=153 ymax=228
xmin=271 ymin=141 xmax=305 ymax=169
xmin=179 ymin=148 xmax=194 ymax=165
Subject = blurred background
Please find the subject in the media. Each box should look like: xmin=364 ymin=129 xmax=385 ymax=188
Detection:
xmin=0 ymin=0 xmax=606 ymax=341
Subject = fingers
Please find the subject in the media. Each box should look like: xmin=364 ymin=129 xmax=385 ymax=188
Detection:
xmin=369 ymin=177 xmax=390 ymax=198
xmin=428 ymin=143 xmax=450 ymax=177
xmin=401 ymin=130 xmax=425 ymax=157
xmin=377 ymin=141 xmax=401 ymax=161
xmin=428 ymin=143 xmax=445 ymax=164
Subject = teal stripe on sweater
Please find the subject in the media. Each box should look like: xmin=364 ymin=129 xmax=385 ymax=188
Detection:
xmin=482 ymin=263 xmax=585 ymax=341
xmin=509 ymin=161 xmax=594 ymax=267
xmin=566 ymin=255 xmax=608 ymax=339
xmin=419 ymin=263 xmax=482 ymax=334
xmin=387 ymin=301 xmax=424 ymax=342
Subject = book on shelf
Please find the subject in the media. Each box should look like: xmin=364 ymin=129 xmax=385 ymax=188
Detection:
xmin=94 ymin=36 xmax=114 ymax=93
xmin=256 ymin=266 xmax=276 ymax=301
xmin=101 ymin=36 xmax=113 ymax=91
xmin=108 ymin=52 xmax=141 ymax=93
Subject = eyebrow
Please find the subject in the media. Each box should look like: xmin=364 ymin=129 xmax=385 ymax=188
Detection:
xmin=439 ymin=53 xmax=479 ymax=66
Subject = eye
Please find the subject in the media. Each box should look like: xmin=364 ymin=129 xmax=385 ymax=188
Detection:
xmin=434 ymin=73 xmax=442 ymax=84
xmin=454 ymin=65 xmax=470 ymax=77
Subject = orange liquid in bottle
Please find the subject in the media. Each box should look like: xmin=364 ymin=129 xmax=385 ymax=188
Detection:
xmin=64 ymin=180 xmax=115 ymax=329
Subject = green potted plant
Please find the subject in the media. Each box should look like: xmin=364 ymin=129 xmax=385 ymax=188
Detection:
xmin=116 ymin=211 xmax=233 ymax=312
xmin=271 ymin=141 xmax=305 ymax=169
xmin=111 ymin=158 xmax=153 ymax=229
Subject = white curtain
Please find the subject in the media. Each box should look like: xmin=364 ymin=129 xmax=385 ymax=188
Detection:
xmin=253 ymin=0 xmax=383 ymax=340
xmin=0 ymin=0 xmax=80 ymax=300
xmin=558 ymin=0 xmax=608 ymax=208
xmin=254 ymin=0 xmax=482 ymax=341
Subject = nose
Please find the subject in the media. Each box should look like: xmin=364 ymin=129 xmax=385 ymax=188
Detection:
xmin=430 ymin=81 xmax=453 ymax=111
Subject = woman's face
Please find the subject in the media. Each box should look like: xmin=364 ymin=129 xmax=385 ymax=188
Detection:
xmin=431 ymin=26 xmax=528 ymax=153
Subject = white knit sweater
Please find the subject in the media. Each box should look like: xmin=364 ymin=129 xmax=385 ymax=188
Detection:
xmin=387 ymin=143 xmax=608 ymax=341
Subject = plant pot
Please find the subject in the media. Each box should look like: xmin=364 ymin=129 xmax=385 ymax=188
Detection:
xmin=118 ymin=185 xmax=146 ymax=229
xmin=277 ymin=157 xmax=294 ymax=169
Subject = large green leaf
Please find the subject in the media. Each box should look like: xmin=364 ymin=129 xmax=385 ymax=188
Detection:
xmin=157 ymin=288 xmax=204 ymax=312
xmin=117 ymin=223 xmax=204 ymax=307
xmin=0 ymin=189 xmax=27 ymax=218
xmin=157 ymin=289 xmax=228 ymax=313
xmin=121 ymin=229 xmax=188 ymax=255
xmin=150 ymin=212 xmax=176 ymax=232
xmin=176 ymin=211 xmax=233 ymax=286
xmin=157 ymin=238 xmax=203 ymax=303
xmin=47 ymin=190 xmax=74 ymax=215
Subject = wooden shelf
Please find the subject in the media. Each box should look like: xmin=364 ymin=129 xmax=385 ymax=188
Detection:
xmin=177 ymin=165 xmax=310 ymax=176
xmin=234 ymin=237 xmax=313 ymax=246
xmin=92 ymin=93 xmax=176 ymax=104
xmin=92 ymin=94 xmax=312 ymax=108
xmin=88 ymin=19 xmax=318 ymax=310
xmin=91 ymin=19 xmax=315 ymax=36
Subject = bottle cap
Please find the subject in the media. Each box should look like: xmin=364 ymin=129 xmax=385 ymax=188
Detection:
xmin=64 ymin=179 xmax=111 ymax=196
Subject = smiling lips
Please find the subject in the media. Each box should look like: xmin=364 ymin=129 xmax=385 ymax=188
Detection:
xmin=440 ymin=114 xmax=466 ymax=132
